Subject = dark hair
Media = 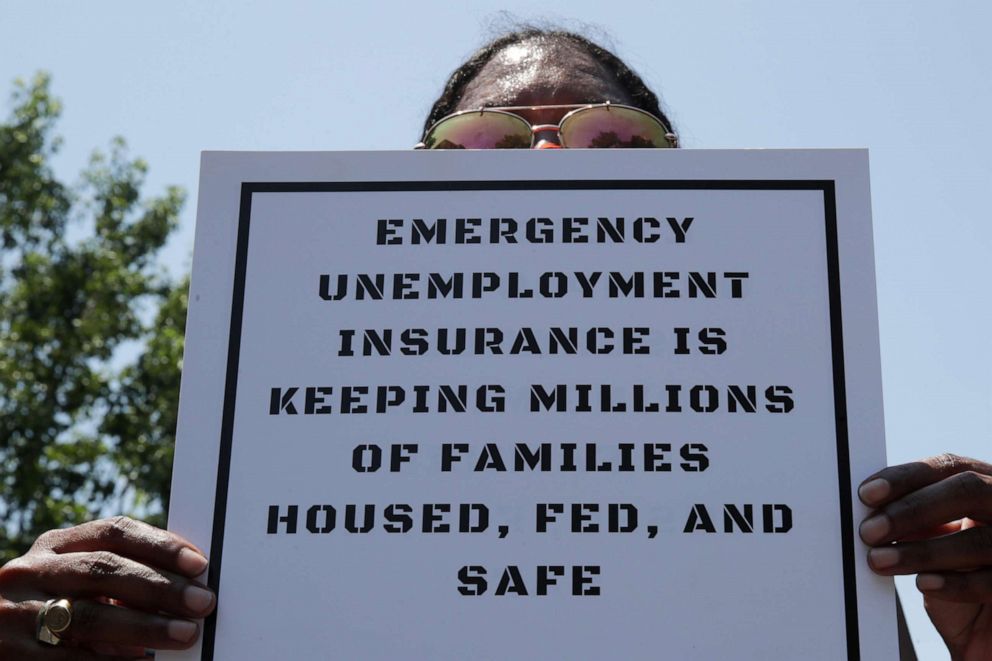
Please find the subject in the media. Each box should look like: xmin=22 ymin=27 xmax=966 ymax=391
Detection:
xmin=422 ymin=29 xmax=675 ymax=139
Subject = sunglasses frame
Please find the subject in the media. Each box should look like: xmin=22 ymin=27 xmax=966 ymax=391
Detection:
xmin=416 ymin=101 xmax=679 ymax=150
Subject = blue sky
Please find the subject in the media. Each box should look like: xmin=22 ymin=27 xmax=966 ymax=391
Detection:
xmin=3 ymin=1 xmax=989 ymax=657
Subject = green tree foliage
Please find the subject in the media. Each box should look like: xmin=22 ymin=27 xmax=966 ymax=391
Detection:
xmin=0 ymin=74 xmax=186 ymax=561
xmin=101 ymin=276 xmax=188 ymax=524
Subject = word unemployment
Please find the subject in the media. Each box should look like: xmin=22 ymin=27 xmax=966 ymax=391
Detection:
xmin=319 ymin=270 xmax=749 ymax=301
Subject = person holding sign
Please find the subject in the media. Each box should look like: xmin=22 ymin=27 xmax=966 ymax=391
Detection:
xmin=0 ymin=27 xmax=988 ymax=661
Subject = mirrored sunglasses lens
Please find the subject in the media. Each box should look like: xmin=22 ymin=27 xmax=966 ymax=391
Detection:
xmin=561 ymin=106 xmax=669 ymax=148
xmin=424 ymin=112 xmax=531 ymax=149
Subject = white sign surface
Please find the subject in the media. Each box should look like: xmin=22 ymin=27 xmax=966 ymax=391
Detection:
xmin=165 ymin=150 xmax=897 ymax=660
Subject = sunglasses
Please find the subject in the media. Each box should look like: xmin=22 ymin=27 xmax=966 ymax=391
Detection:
xmin=417 ymin=102 xmax=678 ymax=150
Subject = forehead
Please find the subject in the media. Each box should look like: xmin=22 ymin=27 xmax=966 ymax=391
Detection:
xmin=454 ymin=39 xmax=634 ymax=111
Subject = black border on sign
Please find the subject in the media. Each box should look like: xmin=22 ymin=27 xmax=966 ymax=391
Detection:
xmin=201 ymin=179 xmax=858 ymax=660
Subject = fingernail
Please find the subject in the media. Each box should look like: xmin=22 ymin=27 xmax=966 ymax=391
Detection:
xmin=869 ymin=547 xmax=900 ymax=570
xmin=916 ymin=573 xmax=945 ymax=591
xmin=859 ymin=514 xmax=891 ymax=544
xmin=183 ymin=585 xmax=215 ymax=613
xmin=178 ymin=548 xmax=208 ymax=576
xmin=167 ymin=619 xmax=198 ymax=643
xmin=858 ymin=478 xmax=890 ymax=505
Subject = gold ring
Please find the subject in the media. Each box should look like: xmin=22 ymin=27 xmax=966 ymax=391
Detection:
xmin=36 ymin=598 xmax=73 ymax=646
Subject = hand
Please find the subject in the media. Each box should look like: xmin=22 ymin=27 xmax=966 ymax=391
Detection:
xmin=0 ymin=516 xmax=216 ymax=659
xmin=859 ymin=454 xmax=992 ymax=661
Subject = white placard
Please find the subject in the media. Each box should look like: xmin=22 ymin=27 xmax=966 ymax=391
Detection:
xmin=165 ymin=150 xmax=897 ymax=660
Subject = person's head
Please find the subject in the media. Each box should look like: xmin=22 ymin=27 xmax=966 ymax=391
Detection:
xmin=421 ymin=29 xmax=676 ymax=149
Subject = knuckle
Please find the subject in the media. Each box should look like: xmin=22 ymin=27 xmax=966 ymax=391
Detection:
xmin=0 ymin=557 xmax=31 ymax=586
xmin=100 ymin=515 xmax=171 ymax=555
xmin=933 ymin=453 xmax=966 ymax=473
xmin=32 ymin=528 xmax=59 ymax=550
xmin=85 ymin=551 xmax=122 ymax=579
xmin=102 ymin=515 xmax=138 ymax=542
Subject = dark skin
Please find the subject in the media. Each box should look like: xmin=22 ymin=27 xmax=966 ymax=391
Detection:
xmin=859 ymin=454 xmax=992 ymax=661
xmin=0 ymin=516 xmax=215 ymax=658
xmin=1 ymin=37 xmax=987 ymax=659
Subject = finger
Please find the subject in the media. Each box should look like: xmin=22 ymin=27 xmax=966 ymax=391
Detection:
xmin=859 ymin=454 xmax=992 ymax=507
xmin=898 ymin=520 xmax=964 ymax=542
xmin=32 ymin=517 xmax=208 ymax=578
xmin=859 ymin=471 xmax=992 ymax=544
xmin=915 ymin=569 xmax=992 ymax=603
xmin=0 ymin=597 xmax=42 ymax=639
xmin=0 ymin=641 xmax=144 ymax=661
xmin=87 ymin=641 xmax=153 ymax=657
xmin=59 ymin=598 xmax=200 ymax=650
xmin=49 ymin=646 xmax=149 ymax=661
xmin=10 ymin=551 xmax=215 ymax=618
xmin=0 ymin=601 xmax=146 ymax=660
xmin=867 ymin=525 xmax=992 ymax=575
